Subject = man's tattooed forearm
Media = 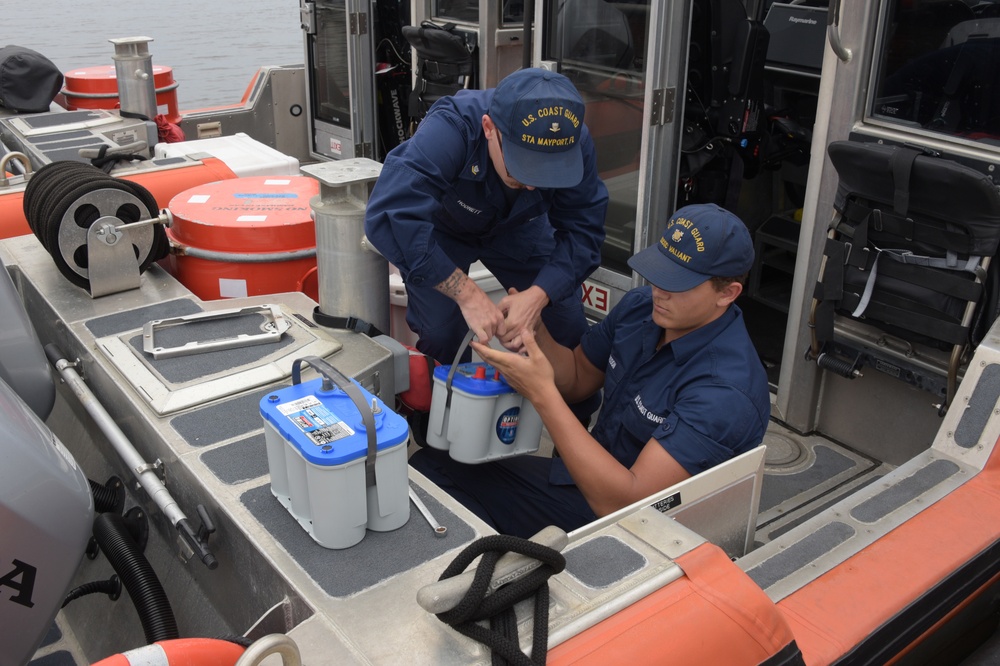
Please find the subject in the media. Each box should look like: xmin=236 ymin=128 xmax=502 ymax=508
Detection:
xmin=437 ymin=270 xmax=465 ymax=297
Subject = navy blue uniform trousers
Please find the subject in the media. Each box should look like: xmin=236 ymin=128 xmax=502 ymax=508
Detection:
xmin=409 ymin=447 xmax=597 ymax=538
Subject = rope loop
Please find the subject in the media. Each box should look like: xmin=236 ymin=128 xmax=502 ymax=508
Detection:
xmin=434 ymin=534 xmax=565 ymax=666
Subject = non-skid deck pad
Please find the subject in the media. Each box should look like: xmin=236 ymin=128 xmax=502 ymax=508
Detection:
xmin=564 ymin=535 xmax=647 ymax=589
xmin=850 ymin=459 xmax=960 ymax=524
xmin=200 ymin=433 xmax=269 ymax=484
xmin=241 ymin=482 xmax=477 ymax=598
xmin=126 ymin=313 xmax=298 ymax=385
xmin=746 ymin=521 xmax=856 ymax=590
xmin=84 ymin=298 xmax=202 ymax=337
xmin=171 ymin=388 xmax=278 ymax=447
xmin=760 ymin=443 xmax=872 ymax=513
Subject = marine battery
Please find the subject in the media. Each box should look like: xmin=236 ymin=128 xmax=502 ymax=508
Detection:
xmin=426 ymin=361 xmax=543 ymax=464
xmin=260 ymin=357 xmax=410 ymax=549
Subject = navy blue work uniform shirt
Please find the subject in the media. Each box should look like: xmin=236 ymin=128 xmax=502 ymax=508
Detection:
xmin=549 ymin=286 xmax=771 ymax=483
xmin=363 ymin=89 xmax=608 ymax=362
xmin=410 ymin=286 xmax=771 ymax=537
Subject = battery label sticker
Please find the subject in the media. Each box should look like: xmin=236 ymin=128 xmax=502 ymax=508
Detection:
xmin=496 ymin=407 xmax=520 ymax=445
xmin=277 ymin=396 xmax=355 ymax=446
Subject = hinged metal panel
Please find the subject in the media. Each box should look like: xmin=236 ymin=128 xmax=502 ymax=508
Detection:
xmin=299 ymin=0 xmax=316 ymax=35
xmin=650 ymin=88 xmax=676 ymax=126
xmin=350 ymin=11 xmax=368 ymax=35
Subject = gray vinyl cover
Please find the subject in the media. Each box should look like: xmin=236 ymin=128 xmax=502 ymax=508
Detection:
xmin=0 ymin=46 xmax=64 ymax=113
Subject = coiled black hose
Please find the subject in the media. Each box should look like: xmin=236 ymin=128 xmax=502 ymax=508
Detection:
xmin=816 ymin=352 xmax=859 ymax=379
xmin=62 ymin=575 xmax=120 ymax=608
xmin=88 ymin=478 xmax=124 ymax=514
xmin=21 ymin=161 xmax=168 ymax=291
xmin=93 ymin=512 xmax=178 ymax=644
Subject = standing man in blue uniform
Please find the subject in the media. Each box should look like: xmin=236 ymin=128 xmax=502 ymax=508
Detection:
xmin=410 ymin=204 xmax=771 ymax=538
xmin=364 ymin=68 xmax=609 ymax=374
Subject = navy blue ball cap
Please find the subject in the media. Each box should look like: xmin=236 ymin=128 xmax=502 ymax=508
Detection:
xmin=488 ymin=68 xmax=585 ymax=189
xmin=627 ymin=204 xmax=754 ymax=291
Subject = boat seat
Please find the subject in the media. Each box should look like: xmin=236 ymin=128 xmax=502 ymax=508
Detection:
xmin=571 ymin=444 xmax=767 ymax=559
xmin=810 ymin=140 xmax=1000 ymax=410
xmin=402 ymin=21 xmax=475 ymax=135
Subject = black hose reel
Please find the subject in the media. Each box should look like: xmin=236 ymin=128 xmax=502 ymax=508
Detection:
xmin=22 ymin=161 xmax=170 ymax=296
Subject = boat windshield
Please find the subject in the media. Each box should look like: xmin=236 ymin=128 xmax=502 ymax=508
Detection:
xmin=311 ymin=2 xmax=352 ymax=130
xmin=432 ymin=1 xmax=525 ymax=25
xmin=544 ymin=1 xmax=650 ymax=275
xmin=870 ymin=0 xmax=1000 ymax=147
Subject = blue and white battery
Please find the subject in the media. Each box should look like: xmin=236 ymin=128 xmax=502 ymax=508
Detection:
xmin=260 ymin=376 xmax=409 ymax=549
xmin=426 ymin=362 xmax=542 ymax=464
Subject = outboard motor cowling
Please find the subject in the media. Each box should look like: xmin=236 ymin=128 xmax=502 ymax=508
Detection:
xmin=0 ymin=378 xmax=94 ymax=666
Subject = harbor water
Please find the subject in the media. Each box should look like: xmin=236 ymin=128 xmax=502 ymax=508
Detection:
xmin=3 ymin=0 xmax=304 ymax=110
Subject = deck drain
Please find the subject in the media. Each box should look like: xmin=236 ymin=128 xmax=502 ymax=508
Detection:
xmin=763 ymin=432 xmax=808 ymax=469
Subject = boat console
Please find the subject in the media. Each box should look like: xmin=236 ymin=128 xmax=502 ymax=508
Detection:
xmin=0 ymin=109 xmax=157 ymax=166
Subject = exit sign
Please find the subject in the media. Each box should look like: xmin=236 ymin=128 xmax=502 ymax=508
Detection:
xmin=581 ymin=280 xmax=611 ymax=315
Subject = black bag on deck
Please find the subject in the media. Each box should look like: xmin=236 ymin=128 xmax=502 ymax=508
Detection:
xmin=0 ymin=46 xmax=64 ymax=113
xmin=814 ymin=140 xmax=1000 ymax=350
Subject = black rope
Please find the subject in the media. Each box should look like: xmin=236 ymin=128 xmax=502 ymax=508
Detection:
xmin=89 ymin=144 xmax=149 ymax=172
xmin=434 ymin=535 xmax=565 ymax=666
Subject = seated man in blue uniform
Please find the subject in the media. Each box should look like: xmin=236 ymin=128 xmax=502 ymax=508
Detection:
xmin=364 ymin=68 xmax=608 ymax=380
xmin=409 ymin=204 xmax=771 ymax=538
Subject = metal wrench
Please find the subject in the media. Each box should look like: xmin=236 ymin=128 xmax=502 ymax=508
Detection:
xmin=409 ymin=487 xmax=447 ymax=537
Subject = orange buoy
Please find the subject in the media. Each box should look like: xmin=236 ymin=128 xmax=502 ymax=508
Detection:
xmin=91 ymin=637 xmax=244 ymax=665
xmin=166 ymin=175 xmax=319 ymax=301
xmin=62 ymin=64 xmax=181 ymax=123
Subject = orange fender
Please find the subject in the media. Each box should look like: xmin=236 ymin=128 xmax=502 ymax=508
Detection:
xmin=0 ymin=156 xmax=238 ymax=242
xmin=91 ymin=638 xmax=245 ymax=666
xmin=549 ymin=542 xmax=798 ymax=665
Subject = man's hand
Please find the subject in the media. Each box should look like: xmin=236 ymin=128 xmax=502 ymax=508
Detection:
xmin=436 ymin=268 xmax=506 ymax=345
xmin=458 ymin=288 xmax=507 ymax=345
xmin=471 ymin=328 xmax=557 ymax=404
xmin=497 ymin=286 xmax=549 ymax=352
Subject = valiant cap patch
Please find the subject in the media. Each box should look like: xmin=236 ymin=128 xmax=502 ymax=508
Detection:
xmin=489 ymin=68 xmax=585 ymax=189
xmin=627 ymin=204 xmax=754 ymax=291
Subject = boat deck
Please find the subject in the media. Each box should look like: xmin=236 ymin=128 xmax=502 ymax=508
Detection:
xmin=7 ymin=227 xmax=983 ymax=665
xmin=25 ymin=411 xmax=882 ymax=665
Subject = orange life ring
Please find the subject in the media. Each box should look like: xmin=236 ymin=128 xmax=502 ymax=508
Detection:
xmin=91 ymin=637 xmax=245 ymax=665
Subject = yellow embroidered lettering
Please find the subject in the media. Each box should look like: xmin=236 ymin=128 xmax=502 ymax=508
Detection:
xmin=691 ymin=228 xmax=705 ymax=252
xmin=668 ymin=245 xmax=692 ymax=262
